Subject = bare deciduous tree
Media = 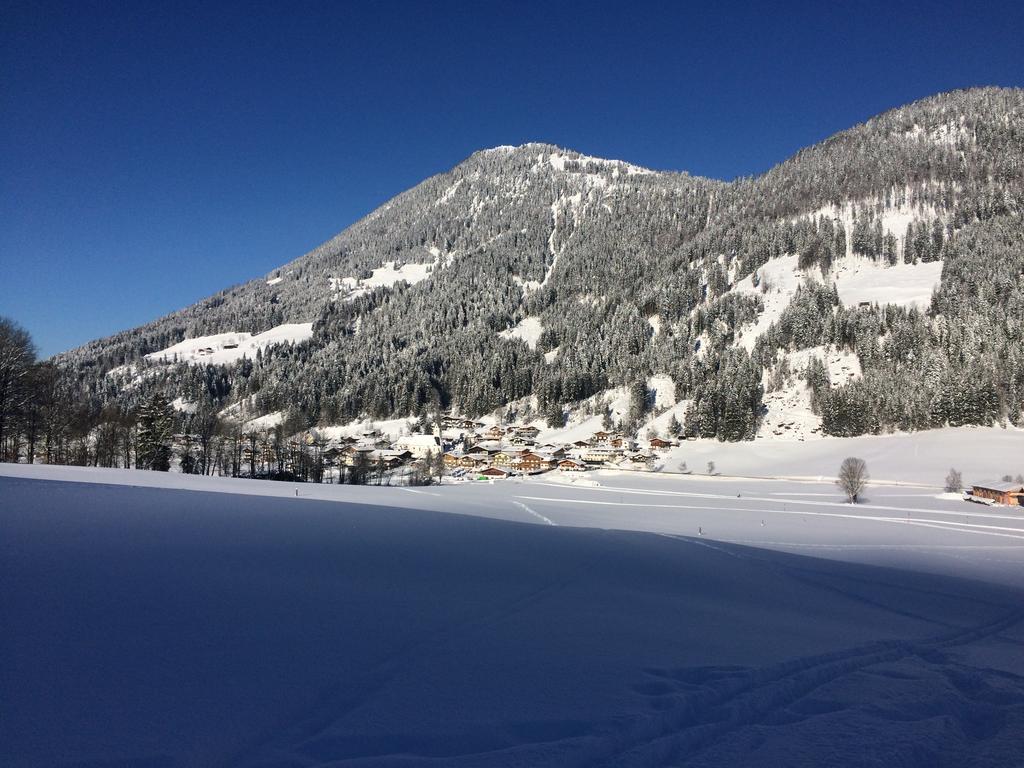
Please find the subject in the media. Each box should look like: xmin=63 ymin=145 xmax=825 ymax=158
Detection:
xmin=0 ymin=317 xmax=37 ymax=461
xmin=944 ymin=468 xmax=963 ymax=493
xmin=837 ymin=457 xmax=869 ymax=503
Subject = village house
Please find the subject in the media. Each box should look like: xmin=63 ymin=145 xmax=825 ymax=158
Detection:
xmin=538 ymin=444 xmax=567 ymax=459
xmin=443 ymin=451 xmax=487 ymax=469
xmin=322 ymin=445 xmax=344 ymax=465
xmin=581 ymin=445 xmax=619 ymax=464
xmin=493 ymin=448 xmax=528 ymax=467
xmin=510 ymin=451 xmax=555 ymax=474
xmin=484 ymin=425 xmax=507 ymax=441
xmin=649 ymin=437 xmax=675 ymax=451
xmin=557 ymin=458 xmax=586 ymax=472
xmin=394 ymin=434 xmax=442 ymax=459
xmin=970 ymin=481 xmax=1024 ymax=506
xmin=370 ymin=450 xmax=404 ymax=469
xmin=341 ymin=445 xmax=375 ymax=466
xmin=622 ymin=452 xmax=654 ymax=469
xmin=477 ymin=466 xmax=509 ymax=479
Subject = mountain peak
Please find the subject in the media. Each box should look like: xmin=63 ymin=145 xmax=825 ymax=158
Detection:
xmin=56 ymin=89 xmax=1024 ymax=442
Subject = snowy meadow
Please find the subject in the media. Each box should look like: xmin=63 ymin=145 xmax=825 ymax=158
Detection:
xmin=2 ymin=454 xmax=1024 ymax=766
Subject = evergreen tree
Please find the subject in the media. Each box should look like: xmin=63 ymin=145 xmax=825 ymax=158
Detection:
xmin=137 ymin=393 xmax=174 ymax=471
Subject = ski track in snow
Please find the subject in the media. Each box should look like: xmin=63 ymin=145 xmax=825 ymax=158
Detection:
xmin=512 ymin=500 xmax=557 ymax=526
xmin=519 ymin=494 xmax=1024 ymax=542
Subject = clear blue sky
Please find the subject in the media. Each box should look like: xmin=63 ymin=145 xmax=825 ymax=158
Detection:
xmin=2 ymin=0 xmax=1022 ymax=357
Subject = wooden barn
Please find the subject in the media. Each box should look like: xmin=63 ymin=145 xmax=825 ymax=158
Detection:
xmin=970 ymin=481 xmax=1024 ymax=506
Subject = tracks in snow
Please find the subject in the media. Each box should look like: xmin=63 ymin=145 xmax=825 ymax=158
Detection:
xmin=587 ymin=560 xmax=1024 ymax=767
xmin=519 ymin=483 xmax=1024 ymax=544
xmin=512 ymin=500 xmax=557 ymax=526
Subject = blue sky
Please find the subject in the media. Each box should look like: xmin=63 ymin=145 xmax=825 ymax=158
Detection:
xmin=2 ymin=0 xmax=1022 ymax=357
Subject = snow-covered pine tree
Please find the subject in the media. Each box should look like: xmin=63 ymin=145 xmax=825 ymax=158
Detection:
xmin=137 ymin=393 xmax=174 ymax=471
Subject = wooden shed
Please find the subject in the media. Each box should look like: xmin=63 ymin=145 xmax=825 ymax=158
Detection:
xmin=970 ymin=481 xmax=1024 ymax=506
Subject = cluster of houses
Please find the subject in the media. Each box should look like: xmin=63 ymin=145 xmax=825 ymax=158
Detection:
xmin=435 ymin=418 xmax=680 ymax=479
xmin=440 ymin=428 xmax=652 ymax=478
xmin=302 ymin=417 xmax=681 ymax=481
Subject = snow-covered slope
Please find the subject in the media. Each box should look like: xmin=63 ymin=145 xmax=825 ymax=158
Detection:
xmin=733 ymin=254 xmax=807 ymax=351
xmin=756 ymin=346 xmax=862 ymax=440
xmin=498 ymin=316 xmax=544 ymax=349
xmin=145 ymin=322 xmax=314 ymax=365
xmin=331 ymin=259 xmax=436 ymax=301
xmin=831 ymin=255 xmax=943 ymax=309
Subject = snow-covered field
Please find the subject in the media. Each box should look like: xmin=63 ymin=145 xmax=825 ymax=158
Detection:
xmin=3 ymin=460 xmax=1024 ymax=767
xmin=660 ymin=425 xmax=1024 ymax=487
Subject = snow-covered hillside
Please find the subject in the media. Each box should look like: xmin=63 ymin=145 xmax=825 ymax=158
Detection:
xmin=831 ymin=255 xmax=943 ymax=309
xmin=2 ymin=466 xmax=1023 ymax=766
xmin=498 ymin=316 xmax=544 ymax=349
xmin=145 ymin=322 xmax=314 ymax=365
xmin=330 ymin=259 xmax=436 ymax=301
xmin=50 ymin=90 xmax=1024 ymax=448
xmin=734 ymin=254 xmax=806 ymax=351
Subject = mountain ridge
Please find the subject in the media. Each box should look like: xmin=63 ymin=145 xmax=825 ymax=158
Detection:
xmin=57 ymin=87 xmax=1024 ymax=441
xmin=59 ymin=86 xmax=1020 ymax=358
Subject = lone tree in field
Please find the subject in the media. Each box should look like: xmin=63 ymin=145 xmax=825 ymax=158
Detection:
xmin=837 ymin=457 xmax=869 ymax=503
xmin=944 ymin=468 xmax=963 ymax=493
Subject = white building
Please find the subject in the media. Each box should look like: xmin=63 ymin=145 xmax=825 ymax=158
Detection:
xmin=395 ymin=434 xmax=442 ymax=459
xmin=581 ymin=446 xmax=619 ymax=464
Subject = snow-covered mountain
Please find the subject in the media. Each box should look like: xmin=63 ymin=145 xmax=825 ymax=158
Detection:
xmin=58 ymin=87 xmax=1024 ymax=440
